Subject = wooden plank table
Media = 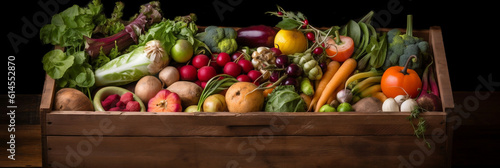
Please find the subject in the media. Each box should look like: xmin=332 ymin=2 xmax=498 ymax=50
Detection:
xmin=1 ymin=92 xmax=499 ymax=167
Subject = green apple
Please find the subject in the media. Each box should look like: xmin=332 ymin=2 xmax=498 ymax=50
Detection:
xmin=319 ymin=104 xmax=336 ymax=112
xmin=337 ymin=102 xmax=353 ymax=112
xmin=170 ymin=39 xmax=193 ymax=63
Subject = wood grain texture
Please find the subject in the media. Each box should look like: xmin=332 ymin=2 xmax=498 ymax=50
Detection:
xmin=47 ymin=135 xmax=447 ymax=168
xmin=46 ymin=111 xmax=446 ymax=137
xmin=0 ymin=125 xmax=42 ymax=167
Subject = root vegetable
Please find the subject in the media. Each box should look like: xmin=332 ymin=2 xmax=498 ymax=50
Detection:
xmin=54 ymin=88 xmax=94 ymax=111
xmin=135 ymin=76 xmax=163 ymax=104
xmin=167 ymin=81 xmax=203 ymax=107
xmin=159 ymin=66 xmax=180 ymax=87
xmin=352 ymin=97 xmax=382 ymax=112
xmin=337 ymin=89 xmax=353 ymax=103
xmin=394 ymin=95 xmax=409 ymax=106
xmin=382 ymin=98 xmax=400 ymax=112
xmin=400 ymin=99 xmax=418 ymax=112
xmin=225 ymin=82 xmax=264 ymax=113
xmin=315 ymin=58 xmax=357 ymax=112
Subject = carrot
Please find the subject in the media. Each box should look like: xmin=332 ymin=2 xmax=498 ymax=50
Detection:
xmin=300 ymin=93 xmax=312 ymax=109
xmin=327 ymin=79 xmax=346 ymax=104
xmin=372 ymin=91 xmax=388 ymax=102
xmin=315 ymin=58 xmax=357 ymax=112
xmin=308 ymin=61 xmax=340 ymax=111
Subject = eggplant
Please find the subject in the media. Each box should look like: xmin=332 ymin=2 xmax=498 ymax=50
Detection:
xmin=236 ymin=25 xmax=277 ymax=48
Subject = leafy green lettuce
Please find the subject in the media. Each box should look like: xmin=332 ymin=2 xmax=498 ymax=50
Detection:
xmin=40 ymin=0 xmax=105 ymax=47
xmin=42 ymin=49 xmax=95 ymax=88
xmin=265 ymin=85 xmax=307 ymax=112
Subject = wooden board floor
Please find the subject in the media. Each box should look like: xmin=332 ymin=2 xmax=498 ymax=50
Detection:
xmin=0 ymin=92 xmax=499 ymax=167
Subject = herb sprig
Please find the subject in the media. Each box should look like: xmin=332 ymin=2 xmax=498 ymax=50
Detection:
xmin=407 ymin=105 xmax=431 ymax=148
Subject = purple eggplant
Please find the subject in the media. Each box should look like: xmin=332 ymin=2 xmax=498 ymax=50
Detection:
xmin=236 ymin=25 xmax=277 ymax=48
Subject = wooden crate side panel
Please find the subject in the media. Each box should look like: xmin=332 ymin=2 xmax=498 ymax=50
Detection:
xmin=46 ymin=112 xmax=446 ymax=136
xmin=46 ymin=136 xmax=446 ymax=168
xmin=40 ymin=74 xmax=56 ymax=168
xmin=429 ymin=26 xmax=454 ymax=112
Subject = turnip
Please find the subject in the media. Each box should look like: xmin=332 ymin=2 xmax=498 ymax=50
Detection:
xmin=400 ymin=99 xmax=418 ymax=112
xmin=382 ymin=98 xmax=399 ymax=112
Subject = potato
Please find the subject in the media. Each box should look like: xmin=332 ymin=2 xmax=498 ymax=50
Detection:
xmin=135 ymin=76 xmax=162 ymax=105
xmin=167 ymin=81 xmax=203 ymax=107
xmin=54 ymin=88 xmax=94 ymax=111
xmin=159 ymin=66 xmax=179 ymax=87
xmin=352 ymin=97 xmax=382 ymax=112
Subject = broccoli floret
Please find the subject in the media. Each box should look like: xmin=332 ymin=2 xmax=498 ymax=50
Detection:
xmin=218 ymin=38 xmax=238 ymax=54
xmin=403 ymin=44 xmax=419 ymax=56
xmin=399 ymin=44 xmax=421 ymax=69
xmin=402 ymin=34 xmax=418 ymax=45
xmin=196 ymin=26 xmax=238 ymax=54
xmin=387 ymin=29 xmax=401 ymax=44
xmin=382 ymin=15 xmax=430 ymax=72
xmin=417 ymin=41 xmax=429 ymax=54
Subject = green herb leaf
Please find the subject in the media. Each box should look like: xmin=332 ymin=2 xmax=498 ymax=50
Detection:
xmin=276 ymin=18 xmax=301 ymax=30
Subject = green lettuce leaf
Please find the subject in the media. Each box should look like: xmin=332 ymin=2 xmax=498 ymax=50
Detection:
xmin=42 ymin=50 xmax=74 ymax=79
xmin=40 ymin=0 xmax=104 ymax=47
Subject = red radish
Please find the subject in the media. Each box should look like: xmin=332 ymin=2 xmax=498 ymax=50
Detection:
xmin=237 ymin=59 xmax=253 ymax=73
xmin=198 ymin=66 xmax=217 ymax=82
xmin=223 ymin=62 xmax=242 ymax=77
xmin=192 ymin=54 xmax=210 ymax=69
xmin=179 ymin=65 xmax=198 ymax=81
xmin=201 ymin=81 xmax=208 ymax=89
xmin=237 ymin=74 xmax=252 ymax=82
xmin=216 ymin=52 xmax=231 ymax=66
xmin=247 ymin=70 xmax=262 ymax=82
xmin=210 ymin=54 xmax=222 ymax=73
xmin=195 ymin=80 xmax=202 ymax=87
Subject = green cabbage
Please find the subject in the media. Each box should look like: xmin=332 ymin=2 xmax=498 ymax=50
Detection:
xmin=265 ymin=85 xmax=307 ymax=112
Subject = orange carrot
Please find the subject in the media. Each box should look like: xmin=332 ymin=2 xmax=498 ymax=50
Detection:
xmin=308 ymin=61 xmax=340 ymax=111
xmin=315 ymin=58 xmax=357 ymax=112
xmin=327 ymin=79 xmax=346 ymax=105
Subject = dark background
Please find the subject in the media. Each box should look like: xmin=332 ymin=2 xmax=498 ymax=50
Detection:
xmin=3 ymin=0 xmax=494 ymax=94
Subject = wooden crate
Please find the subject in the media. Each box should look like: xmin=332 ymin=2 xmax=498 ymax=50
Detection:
xmin=39 ymin=26 xmax=453 ymax=167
